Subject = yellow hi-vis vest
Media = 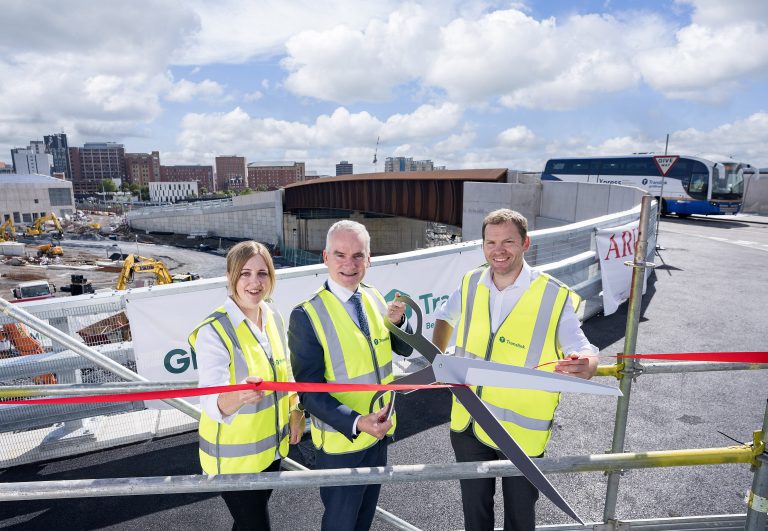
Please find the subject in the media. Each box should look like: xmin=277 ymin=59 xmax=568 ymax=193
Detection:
xmin=450 ymin=266 xmax=579 ymax=456
xmin=189 ymin=303 xmax=292 ymax=475
xmin=300 ymin=283 xmax=396 ymax=454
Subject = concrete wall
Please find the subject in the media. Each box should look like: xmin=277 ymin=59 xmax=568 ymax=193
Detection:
xmin=462 ymin=179 xmax=645 ymax=236
xmin=283 ymin=211 xmax=428 ymax=255
xmin=743 ymin=173 xmax=768 ymax=214
xmin=462 ymin=182 xmax=541 ymax=240
xmin=536 ymin=181 xmax=645 ymax=229
xmin=127 ymin=191 xmax=280 ymax=245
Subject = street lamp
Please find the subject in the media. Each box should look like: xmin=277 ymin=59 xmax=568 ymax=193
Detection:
xmin=292 ymin=228 xmax=297 ymax=267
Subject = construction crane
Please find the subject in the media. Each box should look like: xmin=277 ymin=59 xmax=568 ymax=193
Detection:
xmin=0 ymin=218 xmax=16 ymax=242
xmin=115 ymin=255 xmax=199 ymax=290
xmin=25 ymin=212 xmax=63 ymax=237
xmin=373 ymin=136 xmax=380 ymax=171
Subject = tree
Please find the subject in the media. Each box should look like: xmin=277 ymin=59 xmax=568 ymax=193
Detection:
xmin=200 ymin=186 xmax=208 ymax=195
xmin=100 ymin=179 xmax=117 ymax=193
xmin=140 ymin=185 xmax=149 ymax=201
xmin=240 ymin=188 xmax=253 ymax=195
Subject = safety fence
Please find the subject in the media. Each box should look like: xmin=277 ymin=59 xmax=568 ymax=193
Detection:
xmin=12 ymin=199 xmax=768 ymax=528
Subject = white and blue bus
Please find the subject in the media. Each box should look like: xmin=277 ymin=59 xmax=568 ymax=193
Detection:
xmin=542 ymin=155 xmax=748 ymax=216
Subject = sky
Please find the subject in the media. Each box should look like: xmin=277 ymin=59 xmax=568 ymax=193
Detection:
xmin=1 ymin=0 xmax=767 ymax=175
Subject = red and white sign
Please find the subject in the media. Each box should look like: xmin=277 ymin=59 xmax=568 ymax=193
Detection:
xmin=595 ymin=220 xmax=656 ymax=315
xmin=652 ymin=155 xmax=679 ymax=176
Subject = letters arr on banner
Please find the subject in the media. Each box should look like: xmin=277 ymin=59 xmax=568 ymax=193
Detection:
xmin=596 ymin=221 xmax=656 ymax=315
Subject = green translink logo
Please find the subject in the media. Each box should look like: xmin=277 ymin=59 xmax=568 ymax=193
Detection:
xmin=384 ymin=288 xmax=450 ymax=330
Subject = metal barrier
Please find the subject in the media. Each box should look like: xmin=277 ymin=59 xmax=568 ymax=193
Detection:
xmin=12 ymin=198 xmax=767 ymax=530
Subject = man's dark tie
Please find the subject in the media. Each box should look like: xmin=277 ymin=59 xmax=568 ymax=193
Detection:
xmin=351 ymin=292 xmax=370 ymax=338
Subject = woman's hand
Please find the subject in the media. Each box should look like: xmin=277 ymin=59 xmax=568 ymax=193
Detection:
xmin=289 ymin=409 xmax=306 ymax=444
xmin=216 ymin=376 xmax=265 ymax=416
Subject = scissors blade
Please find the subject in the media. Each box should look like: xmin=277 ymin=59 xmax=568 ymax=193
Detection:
xmin=451 ymin=386 xmax=584 ymax=525
xmin=368 ymin=365 xmax=437 ymax=413
xmin=433 ymin=354 xmax=622 ymax=396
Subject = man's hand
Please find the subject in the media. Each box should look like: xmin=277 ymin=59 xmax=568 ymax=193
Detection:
xmin=217 ymin=376 xmax=265 ymax=416
xmin=387 ymin=293 xmax=406 ymax=325
xmin=356 ymin=407 xmax=393 ymax=439
xmin=554 ymin=353 xmax=598 ymax=380
xmin=289 ymin=409 xmax=306 ymax=444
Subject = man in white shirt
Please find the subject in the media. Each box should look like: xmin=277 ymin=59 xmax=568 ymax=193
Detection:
xmin=432 ymin=208 xmax=597 ymax=531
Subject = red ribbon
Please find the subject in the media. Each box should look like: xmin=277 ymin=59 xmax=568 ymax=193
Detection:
xmin=535 ymin=351 xmax=768 ymax=368
xmin=1 ymin=381 xmax=459 ymax=406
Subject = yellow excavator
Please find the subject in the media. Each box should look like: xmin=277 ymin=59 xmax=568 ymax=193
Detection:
xmin=0 ymin=218 xmax=16 ymax=242
xmin=25 ymin=212 xmax=63 ymax=237
xmin=115 ymin=254 xmax=199 ymax=290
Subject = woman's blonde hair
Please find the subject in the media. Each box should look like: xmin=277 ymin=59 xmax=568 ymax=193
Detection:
xmin=226 ymin=241 xmax=276 ymax=301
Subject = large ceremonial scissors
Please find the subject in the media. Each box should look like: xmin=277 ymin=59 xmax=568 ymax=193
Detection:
xmin=374 ymin=295 xmax=621 ymax=525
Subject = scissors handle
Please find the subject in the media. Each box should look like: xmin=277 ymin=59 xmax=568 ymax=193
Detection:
xmin=383 ymin=295 xmax=442 ymax=363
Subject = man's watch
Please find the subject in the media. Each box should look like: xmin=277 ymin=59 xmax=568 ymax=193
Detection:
xmin=290 ymin=402 xmax=305 ymax=414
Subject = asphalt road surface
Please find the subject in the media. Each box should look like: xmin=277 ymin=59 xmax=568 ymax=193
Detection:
xmin=1 ymin=216 xmax=767 ymax=530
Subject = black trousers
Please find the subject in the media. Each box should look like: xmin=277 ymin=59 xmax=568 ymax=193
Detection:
xmin=220 ymin=459 xmax=281 ymax=531
xmin=315 ymin=438 xmax=388 ymax=531
xmin=451 ymin=429 xmax=540 ymax=531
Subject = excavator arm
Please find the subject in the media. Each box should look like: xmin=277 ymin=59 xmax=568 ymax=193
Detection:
xmin=0 ymin=218 xmax=16 ymax=241
xmin=116 ymin=255 xmax=175 ymax=290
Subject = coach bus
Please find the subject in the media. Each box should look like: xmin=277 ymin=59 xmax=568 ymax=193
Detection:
xmin=542 ymin=155 xmax=748 ymax=216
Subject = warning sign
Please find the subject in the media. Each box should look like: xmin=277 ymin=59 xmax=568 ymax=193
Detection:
xmin=653 ymin=155 xmax=679 ymax=176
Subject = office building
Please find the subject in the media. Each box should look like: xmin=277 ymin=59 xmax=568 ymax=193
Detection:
xmin=125 ymin=151 xmax=161 ymax=187
xmin=215 ymin=156 xmax=247 ymax=191
xmin=70 ymin=142 xmax=127 ymax=196
xmin=336 ymin=160 xmax=353 ymax=176
xmin=44 ymin=133 xmax=73 ymax=181
xmin=11 ymin=147 xmax=53 ymax=175
xmin=247 ymin=161 xmax=305 ymax=190
xmin=161 ymin=165 xmax=215 ymax=192
xmin=384 ymin=156 xmax=435 ymax=173
xmin=148 ymin=181 xmax=198 ymax=203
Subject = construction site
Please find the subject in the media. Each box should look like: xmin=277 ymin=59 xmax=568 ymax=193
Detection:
xmin=0 ymin=211 xmax=227 ymax=304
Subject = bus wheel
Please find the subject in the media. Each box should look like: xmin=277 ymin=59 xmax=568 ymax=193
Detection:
xmin=677 ymin=213 xmax=691 ymax=218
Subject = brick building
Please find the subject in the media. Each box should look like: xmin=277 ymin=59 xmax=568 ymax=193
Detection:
xmin=247 ymin=161 xmax=305 ymax=190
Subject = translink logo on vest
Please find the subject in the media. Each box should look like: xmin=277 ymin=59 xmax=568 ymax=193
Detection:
xmin=498 ymin=336 xmax=526 ymax=350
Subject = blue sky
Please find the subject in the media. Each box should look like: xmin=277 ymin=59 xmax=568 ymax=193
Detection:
xmin=1 ymin=0 xmax=767 ymax=175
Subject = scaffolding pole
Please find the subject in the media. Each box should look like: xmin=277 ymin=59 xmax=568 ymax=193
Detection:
xmin=603 ymin=194 xmax=654 ymax=522
xmin=745 ymin=399 xmax=768 ymax=530
xmin=0 ymin=445 xmax=755 ymax=502
xmin=0 ymin=297 xmax=200 ymax=420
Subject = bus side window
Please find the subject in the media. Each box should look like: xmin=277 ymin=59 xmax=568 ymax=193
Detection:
xmin=689 ymin=173 xmax=707 ymax=193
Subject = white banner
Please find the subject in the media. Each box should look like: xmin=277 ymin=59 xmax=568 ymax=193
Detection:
xmin=126 ymin=244 xmax=486 ymax=407
xmin=595 ymin=221 xmax=655 ymax=315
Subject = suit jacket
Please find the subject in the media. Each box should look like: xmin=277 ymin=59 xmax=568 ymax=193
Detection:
xmin=288 ymin=284 xmax=413 ymax=442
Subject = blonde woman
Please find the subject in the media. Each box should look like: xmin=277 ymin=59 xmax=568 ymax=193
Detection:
xmin=189 ymin=241 xmax=304 ymax=530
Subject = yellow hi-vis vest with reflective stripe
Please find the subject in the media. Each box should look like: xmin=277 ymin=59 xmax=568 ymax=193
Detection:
xmin=450 ymin=266 xmax=578 ymax=456
xmin=301 ymin=283 xmax=395 ymax=454
xmin=189 ymin=303 xmax=292 ymax=475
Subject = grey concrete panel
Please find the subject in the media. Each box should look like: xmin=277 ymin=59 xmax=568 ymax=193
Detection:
xmin=462 ymin=182 xmax=541 ymax=239
xmin=574 ymin=183 xmax=611 ymax=221
xmin=541 ymin=181 xmax=579 ymax=222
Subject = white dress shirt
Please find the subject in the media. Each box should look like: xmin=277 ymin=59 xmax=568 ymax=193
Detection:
xmin=433 ymin=261 xmax=597 ymax=355
xmin=196 ymin=297 xmax=274 ymax=424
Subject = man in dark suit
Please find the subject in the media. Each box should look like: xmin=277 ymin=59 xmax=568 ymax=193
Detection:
xmin=288 ymin=220 xmax=413 ymax=531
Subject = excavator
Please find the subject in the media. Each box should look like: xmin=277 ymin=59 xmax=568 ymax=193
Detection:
xmin=0 ymin=324 xmax=56 ymax=384
xmin=115 ymin=254 xmax=199 ymax=290
xmin=0 ymin=218 xmax=16 ymax=242
xmin=25 ymin=212 xmax=63 ymax=237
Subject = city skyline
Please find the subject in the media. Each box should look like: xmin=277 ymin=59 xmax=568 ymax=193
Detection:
xmin=1 ymin=0 xmax=767 ymax=175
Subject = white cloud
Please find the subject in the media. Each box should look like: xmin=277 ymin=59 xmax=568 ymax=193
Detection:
xmin=243 ymin=91 xmax=264 ymax=102
xmin=497 ymin=126 xmax=538 ymax=149
xmin=166 ymin=79 xmax=226 ymax=102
